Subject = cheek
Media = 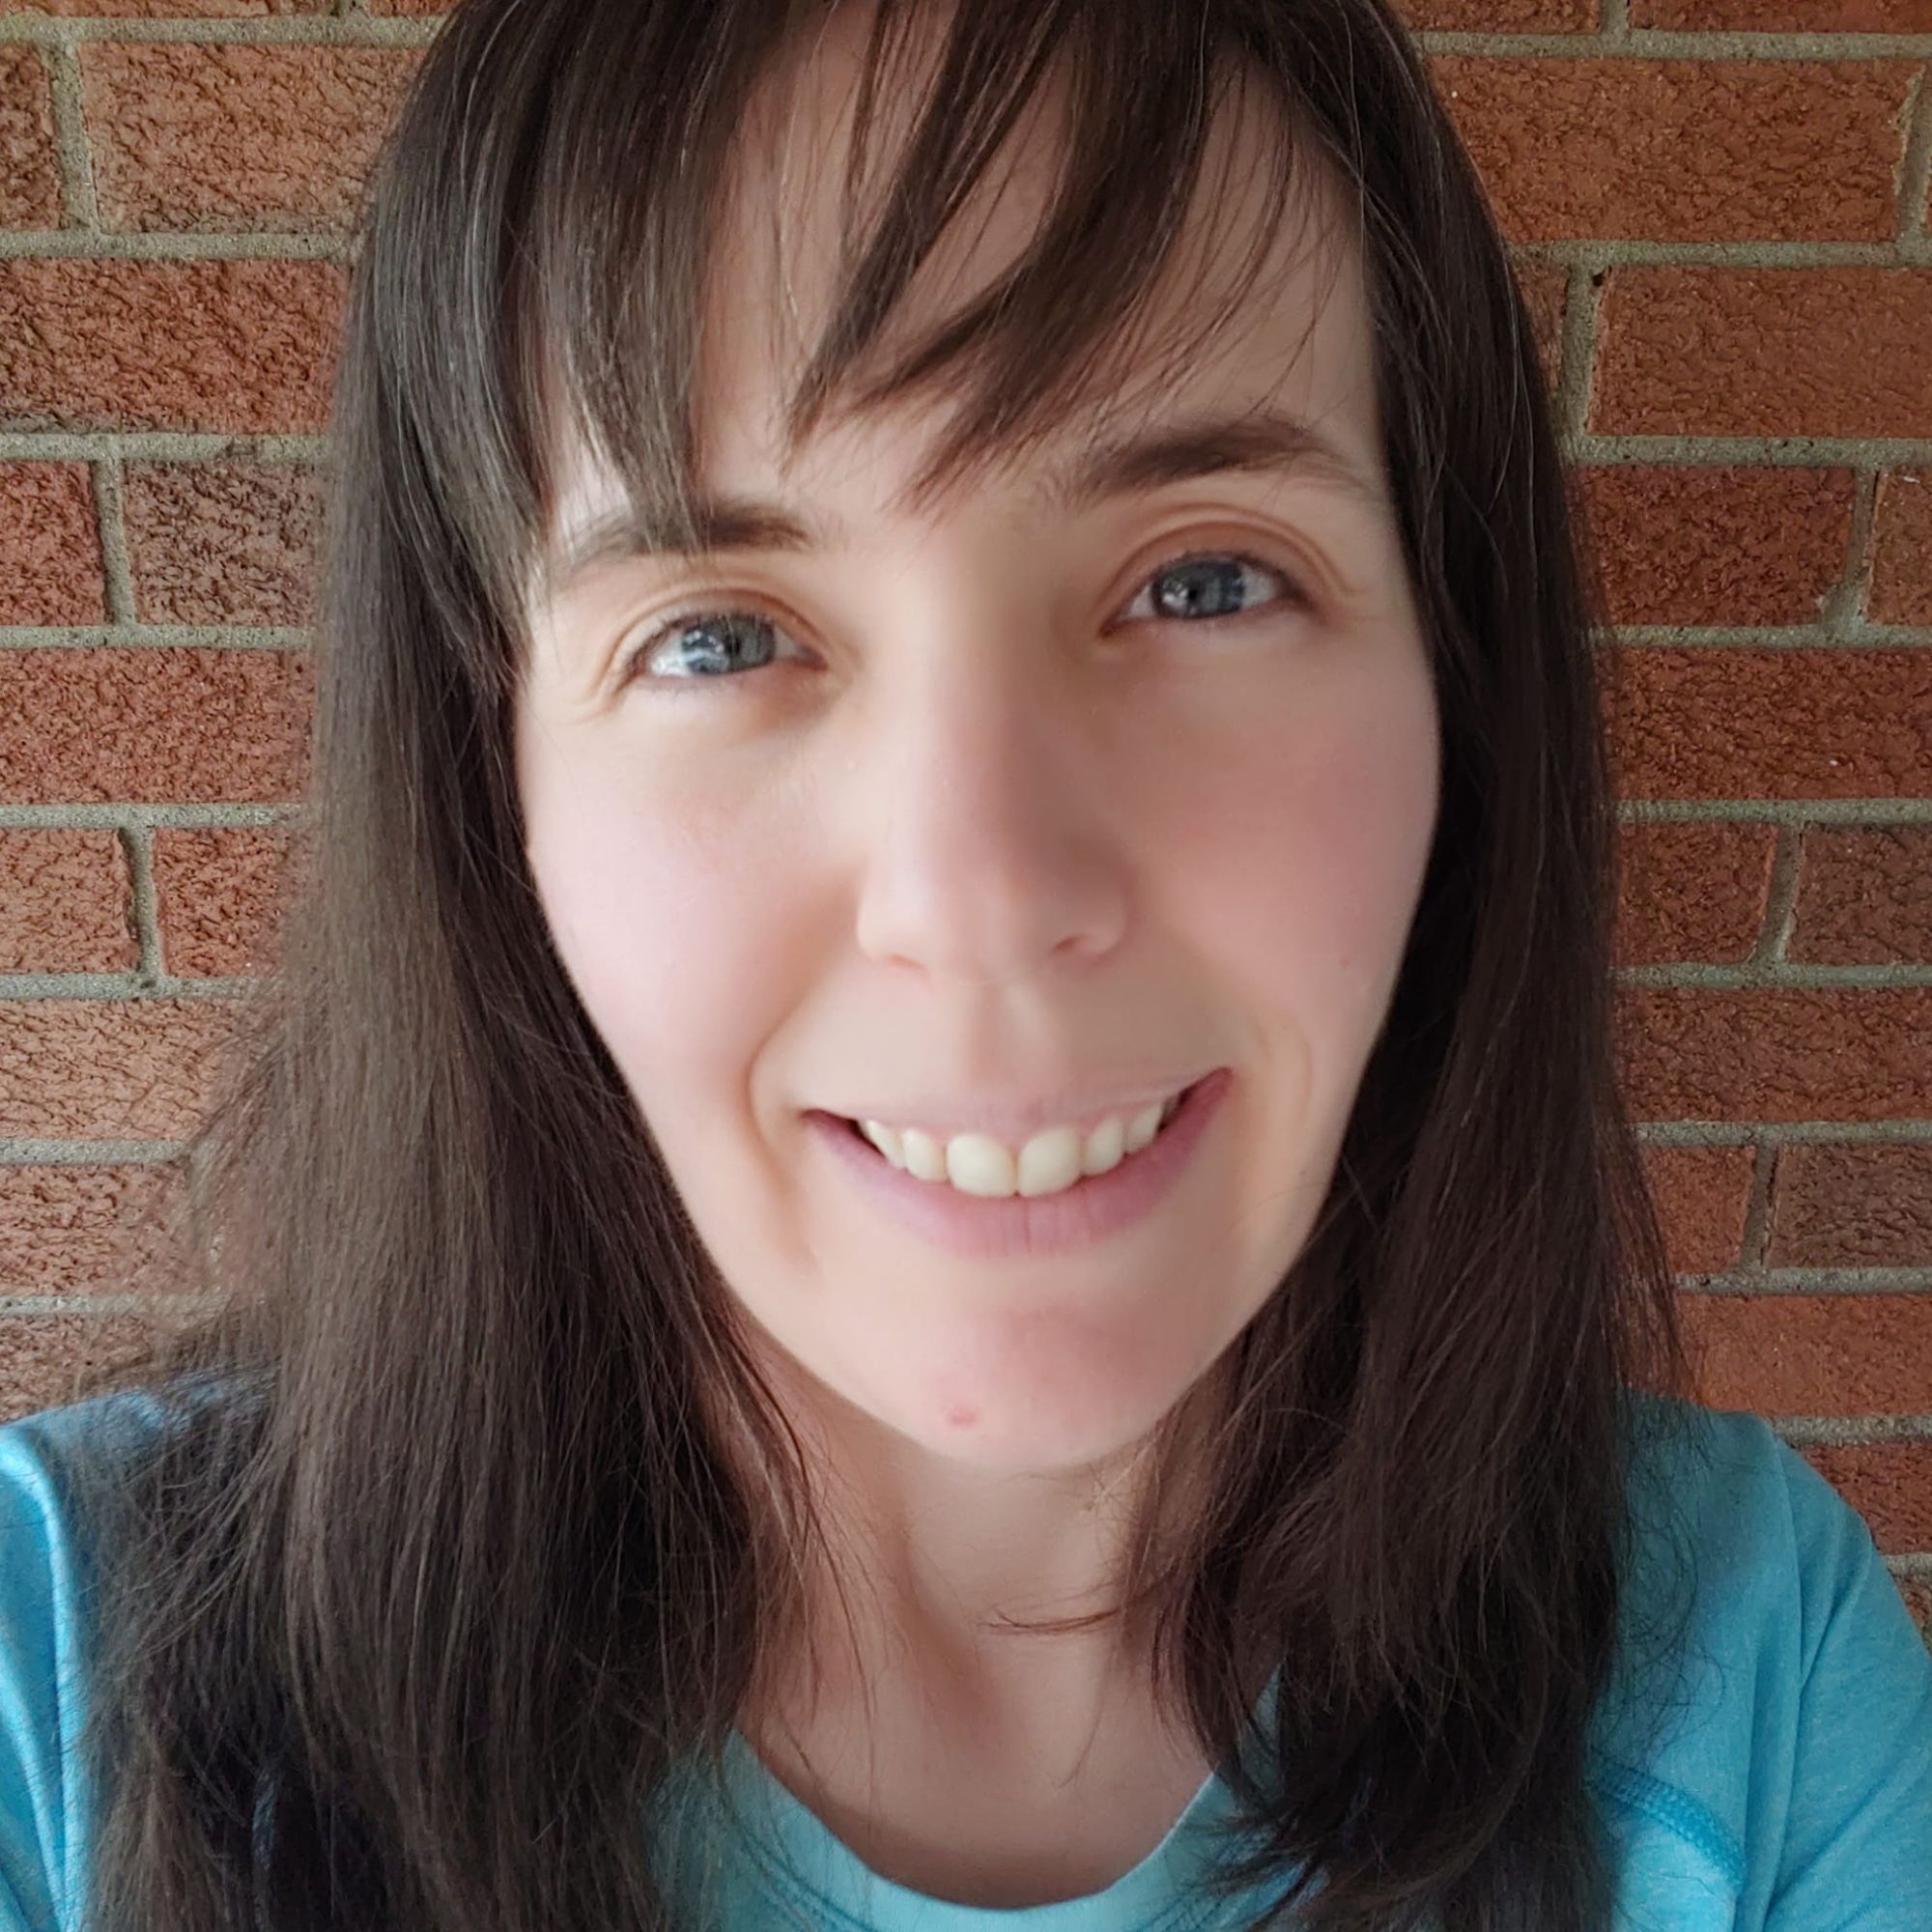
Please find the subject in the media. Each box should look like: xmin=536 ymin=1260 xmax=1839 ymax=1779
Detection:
xmin=520 ymin=762 xmax=810 ymax=1115
xmin=1149 ymin=649 xmax=1440 ymax=1043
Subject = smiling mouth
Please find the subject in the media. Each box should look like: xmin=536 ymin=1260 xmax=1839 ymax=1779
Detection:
xmin=827 ymin=1077 xmax=1204 ymax=1201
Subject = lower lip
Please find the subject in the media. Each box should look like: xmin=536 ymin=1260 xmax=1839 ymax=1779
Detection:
xmin=803 ymin=1068 xmax=1231 ymax=1260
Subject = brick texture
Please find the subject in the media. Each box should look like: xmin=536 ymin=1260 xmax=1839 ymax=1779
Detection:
xmin=1618 ymin=986 xmax=1932 ymax=1123
xmin=0 ymin=45 xmax=61 ymax=230
xmin=1592 ymin=270 xmax=1932 ymax=440
xmin=123 ymin=460 xmax=323 ymax=626
xmin=1614 ymin=820 xmax=1777 ymax=966
xmin=151 ymin=823 xmax=297 ymax=977
xmin=1604 ymin=647 xmax=1932 ymax=800
xmin=1684 ymin=1294 xmax=1932 ymax=1413
xmin=80 ymin=43 xmax=423 ymax=232
xmin=1869 ymin=470 xmax=1932 ymax=625
xmin=0 ymin=0 xmax=1927 ymax=1577
xmin=1513 ymin=258 xmax=1567 ymax=394
xmin=1634 ymin=0 xmax=1932 ymax=27
xmin=1576 ymin=467 xmax=1854 ymax=629
xmin=1767 ymin=1145 xmax=1932 ymax=1268
xmin=1789 ymin=827 xmax=1932 ymax=965
xmin=0 ymin=258 xmax=344 ymax=432
xmin=0 ymin=829 xmax=135 ymax=973
xmin=0 ymin=465 xmax=105 ymax=625
xmin=0 ymin=1313 xmax=176 ymax=1426
xmin=0 ymin=998 xmax=242 ymax=1141
xmin=0 ymin=648 xmax=311 ymax=804
xmin=1432 ymin=60 xmax=1917 ymax=243
xmin=1799 ymin=1441 xmax=1932 ymax=1554
xmin=1402 ymin=0 xmax=1596 ymax=27
xmin=1642 ymin=1143 xmax=1757 ymax=1275
xmin=0 ymin=1161 xmax=183 ymax=1297
xmin=11 ymin=1 xmax=327 ymax=14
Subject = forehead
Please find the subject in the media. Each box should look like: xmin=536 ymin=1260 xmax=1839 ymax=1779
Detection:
xmin=544 ymin=4 xmax=1383 ymax=551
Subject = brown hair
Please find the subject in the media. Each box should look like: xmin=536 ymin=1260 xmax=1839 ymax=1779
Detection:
xmin=59 ymin=1 xmax=1695 ymax=1927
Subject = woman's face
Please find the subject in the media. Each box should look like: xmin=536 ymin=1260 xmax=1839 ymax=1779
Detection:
xmin=514 ymin=24 xmax=1440 ymax=1482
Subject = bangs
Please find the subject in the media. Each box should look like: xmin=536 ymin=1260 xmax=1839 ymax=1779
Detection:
xmin=501 ymin=0 xmax=1325 ymax=587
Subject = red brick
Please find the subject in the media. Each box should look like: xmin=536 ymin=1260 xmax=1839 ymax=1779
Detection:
xmin=1576 ymin=466 xmax=1852 ymax=628
xmin=10 ymin=0 xmax=325 ymax=14
xmin=81 ymin=43 xmax=422 ymax=233
xmin=1604 ymin=647 xmax=1932 ymax=801
xmin=1868 ymin=470 xmax=1932 ymax=626
xmin=1683 ymin=1293 xmax=1932 ymax=1414
xmin=152 ymin=824 xmax=297 ymax=977
xmin=124 ymin=459 xmax=322 ymax=626
xmin=1644 ymin=1143 xmax=1757 ymax=1274
xmin=1634 ymin=0 xmax=1932 ymax=28
xmin=1514 ymin=259 xmax=1567 ymax=395
xmin=1616 ymin=985 xmax=1932 ymax=1123
xmin=0 ymin=647 xmax=310 ymax=805
xmin=0 ymin=45 xmax=61 ymax=230
xmin=0 ymin=1161 xmax=182 ymax=1296
xmin=1432 ymin=60 xmax=1912 ymax=245
xmin=1800 ymin=1439 xmax=1932 ymax=1553
xmin=0 ymin=1312 xmax=174 ymax=1427
xmin=0 ymin=463 xmax=105 ymax=625
xmin=1613 ymin=819 xmax=1776 ymax=966
xmin=0 ymin=257 xmax=343 ymax=433
xmin=1592 ymin=269 xmax=1932 ymax=440
xmin=1402 ymin=0 xmax=1595 ymax=28
xmin=1788 ymin=826 xmax=1932 ymax=965
xmin=1768 ymin=1144 xmax=1932 ymax=1269
xmin=0 ymin=997 xmax=241 ymax=1140
xmin=0 ymin=828 xmax=135 ymax=973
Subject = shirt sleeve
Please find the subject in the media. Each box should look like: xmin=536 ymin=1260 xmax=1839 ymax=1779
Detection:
xmin=1763 ymin=1435 xmax=1932 ymax=1931
xmin=0 ymin=1418 xmax=88 ymax=1932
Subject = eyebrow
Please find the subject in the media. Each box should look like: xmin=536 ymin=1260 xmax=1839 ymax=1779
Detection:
xmin=540 ymin=406 xmax=1383 ymax=602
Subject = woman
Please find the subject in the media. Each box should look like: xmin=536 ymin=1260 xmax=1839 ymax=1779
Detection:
xmin=2 ymin=0 xmax=1927 ymax=1927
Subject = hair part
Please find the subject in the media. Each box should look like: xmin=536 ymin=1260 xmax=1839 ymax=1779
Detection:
xmin=58 ymin=2 xmax=1695 ymax=1928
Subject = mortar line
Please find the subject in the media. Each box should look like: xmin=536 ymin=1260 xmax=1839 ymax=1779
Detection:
xmin=1737 ymin=1139 xmax=1779 ymax=1270
xmin=1895 ymin=54 xmax=1932 ymax=243
xmin=1756 ymin=822 xmax=1807 ymax=967
xmin=88 ymin=447 xmax=136 ymax=629
xmin=1820 ymin=467 xmax=1881 ymax=635
xmin=1558 ymin=262 xmax=1602 ymax=439
xmin=39 ymin=38 xmax=99 ymax=231
xmin=120 ymin=822 xmax=163 ymax=983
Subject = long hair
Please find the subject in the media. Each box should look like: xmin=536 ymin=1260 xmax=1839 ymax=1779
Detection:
xmin=55 ymin=1 xmax=1695 ymax=1927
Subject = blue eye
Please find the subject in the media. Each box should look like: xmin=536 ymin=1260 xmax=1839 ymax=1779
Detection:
xmin=612 ymin=549 xmax=1308 ymax=695
xmin=1122 ymin=552 xmax=1307 ymax=624
xmin=615 ymin=610 xmax=802 ymax=691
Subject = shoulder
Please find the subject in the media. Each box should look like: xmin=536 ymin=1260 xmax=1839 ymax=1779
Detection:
xmin=0 ymin=1382 xmax=204 ymax=1932
xmin=1591 ymin=1391 xmax=1932 ymax=1929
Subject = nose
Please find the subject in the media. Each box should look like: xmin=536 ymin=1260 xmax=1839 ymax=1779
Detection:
xmin=850 ymin=643 xmax=1128 ymax=988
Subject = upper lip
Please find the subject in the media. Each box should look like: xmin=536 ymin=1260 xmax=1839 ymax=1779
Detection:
xmin=817 ymin=1073 xmax=1208 ymax=1145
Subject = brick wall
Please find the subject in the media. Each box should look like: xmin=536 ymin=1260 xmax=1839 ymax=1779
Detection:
xmin=0 ymin=0 xmax=1928 ymax=1636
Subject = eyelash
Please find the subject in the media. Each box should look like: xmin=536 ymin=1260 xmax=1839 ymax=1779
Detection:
xmin=611 ymin=546 xmax=1314 ymax=696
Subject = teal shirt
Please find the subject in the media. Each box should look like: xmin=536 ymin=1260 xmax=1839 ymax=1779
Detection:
xmin=2 ymin=1387 xmax=1929 ymax=1930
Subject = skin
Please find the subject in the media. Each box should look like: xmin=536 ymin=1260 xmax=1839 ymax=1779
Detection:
xmin=514 ymin=4 xmax=1440 ymax=1905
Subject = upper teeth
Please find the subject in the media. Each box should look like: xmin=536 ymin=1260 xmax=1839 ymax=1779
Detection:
xmin=857 ymin=1089 xmax=1187 ymax=1199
